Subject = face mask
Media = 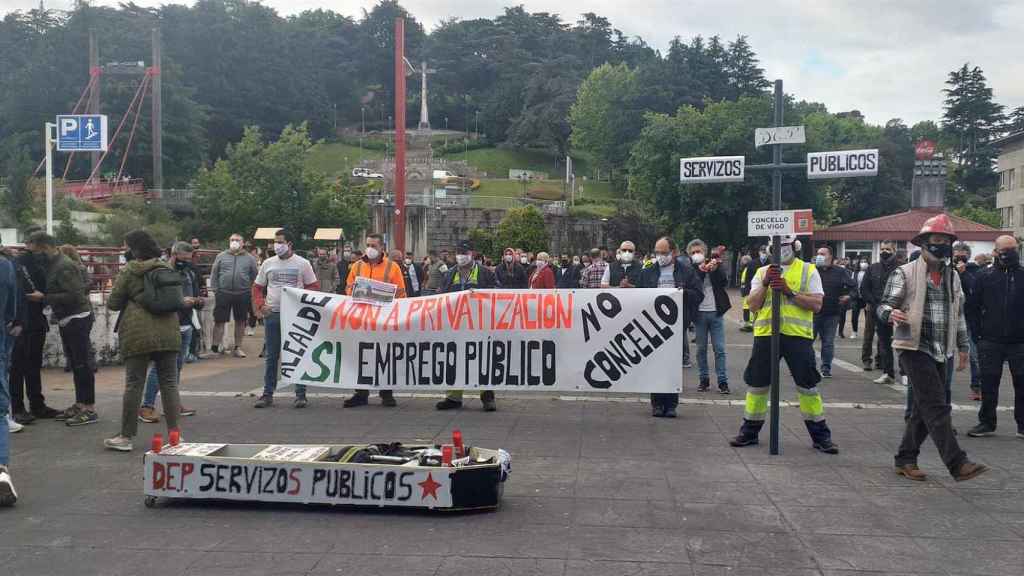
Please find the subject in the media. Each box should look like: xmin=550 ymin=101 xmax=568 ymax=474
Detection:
xmin=690 ymin=252 xmax=705 ymax=265
xmin=438 ymin=263 xmax=448 ymax=273
xmin=815 ymin=255 xmax=828 ymax=267
xmin=520 ymin=256 xmax=529 ymax=265
xmin=998 ymin=249 xmax=1020 ymax=268
xmin=781 ymin=245 xmax=795 ymax=264
xmin=860 ymin=262 xmax=868 ymax=270
xmin=504 ymin=255 xmax=514 ymax=263
xmin=573 ymin=258 xmax=580 ymax=266
xmin=229 ymin=240 xmax=241 ymax=251
xmin=535 ymin=260 xmax=547 ymax=269
xmin=174 ymin=259 xmax=189 ymax=270
xmin=456 ymin=254 xmax=472 ymax=267
xmin=364 ymin=247 xmax=380 ymax=261
xmin=343 ymin=251 xmax=351 ymax=258
xmin=656 ymin=254 xmax=673 ymax=267
xmin=274 ymin=243 xmax=290 ymax=257
xmin=880 ymin=251 xmax=893 ymax=261
xmin=404 ymin=258 xmax=412 ymax=266
xmin=619 ymin=251 xmax=634 ymax=263
xmin=759 ymin=253 xmax=768 ymax=263
xmin=925 ymin=243 xmax=952 ymax=260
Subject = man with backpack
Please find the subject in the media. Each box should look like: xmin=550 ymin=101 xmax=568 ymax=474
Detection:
xmin=104 ymin=230 xmax=185 ymax=452
xmin=252 ymin=229 xmax=319 ymax=409
xmin=342 ymin=233 xmax=406 ymax=408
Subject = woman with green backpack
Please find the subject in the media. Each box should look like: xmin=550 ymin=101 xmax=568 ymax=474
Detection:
xmin=104 ymin=230 xmax=184 ymax=452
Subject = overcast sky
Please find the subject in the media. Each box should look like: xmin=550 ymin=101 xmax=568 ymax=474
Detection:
xmin=4 ymin=0 xmax=1022 ymax=125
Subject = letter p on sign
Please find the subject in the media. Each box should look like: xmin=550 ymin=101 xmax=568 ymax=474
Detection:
xmin=59 ymin=117 xmax=78 ymax=137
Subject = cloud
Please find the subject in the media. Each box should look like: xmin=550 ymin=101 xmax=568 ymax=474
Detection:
xmin=3 ymin=0 xmax=1021 ymax=124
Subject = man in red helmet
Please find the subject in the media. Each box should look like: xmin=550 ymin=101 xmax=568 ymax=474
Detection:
xmin=877 ymin=214 xmax=988 ymax=482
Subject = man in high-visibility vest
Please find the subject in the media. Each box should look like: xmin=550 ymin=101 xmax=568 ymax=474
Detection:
xmin=729 ymin=236 xmax=839 ymax=454
xmin=739 ymin=254 xmax=753 ymax=331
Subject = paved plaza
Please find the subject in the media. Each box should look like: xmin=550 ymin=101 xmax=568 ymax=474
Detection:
xmin=2 ymin=304 xmax=1022 ymax=576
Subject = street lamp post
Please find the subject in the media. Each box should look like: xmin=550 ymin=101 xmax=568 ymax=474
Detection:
xmin=475 ymin=111 xmax=479 ymax=140
xmin=444 ymin=116 xmax=448 ymax=148
xmin=360 ymin=106 xmax=365 ymax=152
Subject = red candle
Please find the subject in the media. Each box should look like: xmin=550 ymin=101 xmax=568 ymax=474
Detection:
xmin=452 ymin=430 xmax=464 ymax=458
xmin=151 ymin=433 xmax=163 ymax=453
xmin=441 ymin=445 xmax=453 ymax=466
xmin=169 ymin=428 xmax=180 ymax=446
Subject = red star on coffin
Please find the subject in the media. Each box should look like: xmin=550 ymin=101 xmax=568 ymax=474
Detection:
xmin=418 ymin=472 xmax=442 ymax=500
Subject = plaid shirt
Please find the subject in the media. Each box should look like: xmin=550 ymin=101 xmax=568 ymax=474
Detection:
xmin=579 ymin=261 xmax=608 ymax=288
xmin=879 ymin=266 xmax=969 ymax=362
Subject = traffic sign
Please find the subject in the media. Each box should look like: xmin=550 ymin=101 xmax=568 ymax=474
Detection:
xmin=679 ymin=155 xmax=745 ymax=183
xmin=747 ymin=209 xmax=813 ymax=237
xmin=807 ymin=149 xmax=878 ymax=179
xmin=56 ymin=114 xmax=108 ymax=152
xmin=755 ymin=125 xmax=805 ymax=147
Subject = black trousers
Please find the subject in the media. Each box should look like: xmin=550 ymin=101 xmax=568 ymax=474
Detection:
xmin=876 ymin=320 xmax=895 ymax=377
xmin=650 ymin=393 xmax=679 ymax=410
xmin=895 ymin=350 xmax=967 ymax=475
xmin=976 ymin=340 xmax=1024 ymax=432
xmin=59 ymin=315 xmax=96 ymax=405
xmin=9 ymin=330 xmax=47 ymax=413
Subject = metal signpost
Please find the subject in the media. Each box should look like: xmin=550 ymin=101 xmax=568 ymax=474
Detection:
xmin=46 ymin=114 xmax=108 ymax=234
xmin=679 ymin=79 xmax=878 ymax=455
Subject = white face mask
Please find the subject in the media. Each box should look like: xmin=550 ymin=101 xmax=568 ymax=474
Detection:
xmin=456 ymin=254 xmax=472 ymax=267
xmin=535 ymin=260 xmax=547 ymax=269
xmin=860 ymin=262 xmax=868 ymax=270
xmin=364 ymin=247 xmax=380 ymax=261
xmin=815 ymin=255 xmax=828 ymax=267
xmin=619 ymin=251 xmax=634 ymax=263
xmin=229 ymin=240 xmax=242 ymax=251
xmin=404 ymin=258 xmax=412 ymax=266
xmin=690 ymin=252 xmax=705 ymax=265
xmin=572 ymin=258 xmax=580 ymax=266
xmin=781 ymin=244 xmax=795 ymax=264
xmin=656 ymin=254 xmax=673 ymax=267
xmin=520 ymin=256 xmax=529 ymax=265
xmin=504 ymin=255 xmax=514 ymax=263
xmin=274 ymin=243 xmax=290 ymax=257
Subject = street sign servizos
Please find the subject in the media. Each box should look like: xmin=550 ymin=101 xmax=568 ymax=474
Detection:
xmin=755 ymin=125 xmax=806 ymax=147
xmin=747 ymin=209 xmax=813 ymax=237
xmin=56 ymin=114 xmax=108 ymax=152
xmin=679 ymin=155 xmax=745 ymax=183
xmin=806 ymin=149 xmax=878 ymax=179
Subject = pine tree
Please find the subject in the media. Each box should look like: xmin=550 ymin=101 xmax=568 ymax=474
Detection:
xmin=1009 ymin=106 xmax=1024 ymax=134
xmin=942 ymin=63 xmax=1006 ymax=202
xmin=726 ymin=36 xmax=770 ymax=99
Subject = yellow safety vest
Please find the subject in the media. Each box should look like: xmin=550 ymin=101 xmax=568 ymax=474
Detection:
xmin=752 ymin=258 xmax=814 ymax=339
xmin=740 ymin=267 xmax=749 ymax=311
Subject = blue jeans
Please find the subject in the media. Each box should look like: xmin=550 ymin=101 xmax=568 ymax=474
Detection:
xmin=0 ymin=335 xmax=13 ymax=466
xmin=813 ymin=314 xmax=840 ymax=373
xmin=263 ymin=312 xmax=305 ymax=398
xmin=904 ymin=354 xmax=953 ymax=420
xmin=143 ymin=326 xmax=192 ymax=408
xmin=694 ymin=311 xmax=728 ymax=384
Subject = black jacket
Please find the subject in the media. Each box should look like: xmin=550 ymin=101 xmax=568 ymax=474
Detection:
xmin=966 ymin=263 xmax=1024 ymax=344
xmin=175 ymin=262 xmax=204 ymax=327
xmin=740 ymin=257 xmax=763 ymax=297
xmin=607 ymin=261 xmax=644 ymax=287
xmin=638 ymin=259 xmax=704 ymax=323
xmin=16 ymin=251 xmax=48 ymax=333
xmin=958 ymin=262 xmax=981 ymax=329
xmin=336 ymin=259 xmax=350 ymax=294
xmin=816 ymin=265 xmax=856 ymax=317
xmin=695 ymin=265 xmax=732 ymax=315
xmin=495 ymin=262 xmax=528 ymax=289
xmin=861 ymin=258 xmax=899 ymax=307
xmin=558 ymin=264 xmax=582 ymax=289
xmin=443 ymin=264 xmax=497 ymax=292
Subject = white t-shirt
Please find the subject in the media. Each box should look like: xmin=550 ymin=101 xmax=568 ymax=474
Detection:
xmin=255 ymin=254 xmax=317 ymax=312
xmin=750 ymin=262 xmax=824 ymax=295
xmin=657 ymin=264 xmax=675 ymax=288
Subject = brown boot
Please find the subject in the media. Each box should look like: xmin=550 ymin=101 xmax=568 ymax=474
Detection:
xmin=895 ymin=464 xmax=927 ymax=481
xmin=953 ymin=462 xmax=989 ymax=482
xmin=137 ymin=406 xmax=160 ymax=424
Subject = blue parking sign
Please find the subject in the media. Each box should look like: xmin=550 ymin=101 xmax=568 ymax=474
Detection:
xmin=56 ymin=114 xmax=108 ymax=152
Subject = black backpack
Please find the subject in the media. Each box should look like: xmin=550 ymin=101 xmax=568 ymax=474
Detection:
xmin=137 ymin=266 xmax=184 ymax=314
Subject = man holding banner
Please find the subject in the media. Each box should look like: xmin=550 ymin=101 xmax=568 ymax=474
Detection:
xmin=436 ymin=240 xmax=498 ymax=411
xmin=729 ymin=236 xmax=839 ymax=454
xmin=343 ymin=233 xmax=406 ymax=409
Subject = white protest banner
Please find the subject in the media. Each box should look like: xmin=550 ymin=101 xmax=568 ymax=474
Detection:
xmin=278 ymin=287 xmax=684 ymax=394
xmin=145 ymin=452 xmax=453 ymax=508
xmin=680 ymin=156 xmax=745 ymax=183
xmin=807 ymin=149 xmax=879 ymax=179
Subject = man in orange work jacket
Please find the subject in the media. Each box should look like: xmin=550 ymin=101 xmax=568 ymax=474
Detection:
xmin=342 ymin=232 xmax=407 ymax=408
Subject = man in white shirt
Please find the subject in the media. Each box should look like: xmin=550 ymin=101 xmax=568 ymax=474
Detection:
xmin=252 ymin=229 xmax=319 ymax=409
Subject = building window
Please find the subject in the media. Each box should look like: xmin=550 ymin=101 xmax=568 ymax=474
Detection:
xmin=1011 ymin=169 xmax=1017 ymax=190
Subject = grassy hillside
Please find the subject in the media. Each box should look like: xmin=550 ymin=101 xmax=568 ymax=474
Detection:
xmin=306 ymin=142 xmax=384 ymax=177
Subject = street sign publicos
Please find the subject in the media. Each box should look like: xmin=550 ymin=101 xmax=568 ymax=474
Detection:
xmin=806 ymin=149 xmax=878 ymax=180
xmin=679 ymin=155 xmax=745 ymax=183
xmin=747 ymin=209 xmax=814 ymax=237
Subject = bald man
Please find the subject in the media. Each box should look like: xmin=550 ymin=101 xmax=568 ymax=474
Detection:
xmin=966 ymin=235 xmax=1024 ymax=439
xmin=601 ymin=241 xmax=643 ymax=288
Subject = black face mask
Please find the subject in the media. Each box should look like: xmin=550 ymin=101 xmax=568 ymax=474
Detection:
xmin=953 ymin=255 xmax=968 ymax=264
xmin=925 ymin=243 xmax=952 ymax=260
xmin=998 ymin=249 xmax=1020 ymax=269
xmin=124 ymin=249 xmax=134 ymax=262
xmin=879 ymin=251 xmax=893 ymax=261
xmin=174 ymin=260 xmax=190 ymax=270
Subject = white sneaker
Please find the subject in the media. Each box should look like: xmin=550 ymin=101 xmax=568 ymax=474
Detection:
xmin=901 ymin=375 xmax=909 ymax=387
xmin=851 ymin=331 xmax=859 ymax=339
xmin=245 ymin=327 xmax=255 ymax=337
xmin=0 ymin=466 xmax=17 ymax=506
xmin=232 ymin=348 xmax=247 ymax=358
xmin=6 ymin=415 xmax=23 ymax=433
xmin=874 ymin=374 xmax=895 ymax=385
xmin=103 ymin=435 xmax=134 ymax=452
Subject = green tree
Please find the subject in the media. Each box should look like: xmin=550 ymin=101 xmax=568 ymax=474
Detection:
xmin=99 ymin=196 xmax=181 ymax=247
xmin=193 ymin=123 xmax=367 ymax=248
xmin=467 ymin=228 xmax=496 ymax=261
xmin=1008 ymin=106 xmax=1024 ymax=134
xmin=1 ymin=145 xmax=36 ymax=228
xmin=507 ymin=57 xmax=582 ymax=156
xmin=942 ymin=64 xmax=1006 ymax=205
xmin=495 ymin=206 xmax=549 ymax=255
xmin=569 ymin=62 xmax=643 ymax=177
xmin=953 ymin=202 xmax=1001 ymax=229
